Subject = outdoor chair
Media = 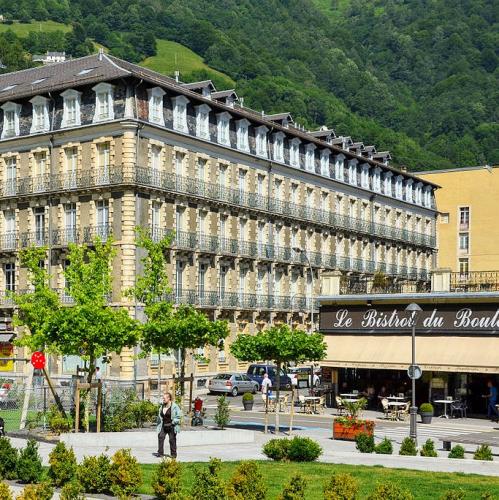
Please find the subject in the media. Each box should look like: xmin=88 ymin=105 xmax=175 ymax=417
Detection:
xmin=317 ymin=396 xmax=326 ymax=414
xmin=279 ymin=395 xmax=289 ymax=413
xmin=451 ymin=400 xmax=466 ymax=418
xmin=397 ymin=402 xmax=410 ymax=421
xmin=261 ymin=394 xmax=275 ymax=412
xmin=299 ymin=394 xmax=307 ymax=413
xmin=335 ymin=396 xmax=345 ymax=415
xmin=381 ymin=398 xmax=395 ymax=420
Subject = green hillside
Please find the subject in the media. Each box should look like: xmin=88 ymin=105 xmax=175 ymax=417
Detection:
xmin=0 ymin=20 xmax=70 ymax=36
xmin=141 ymin=40 xmax=234 ymax=89
xmin=0 ymin=0 xmax=496 ymax=171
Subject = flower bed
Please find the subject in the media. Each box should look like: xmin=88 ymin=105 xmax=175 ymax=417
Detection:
xmin=333 ymin=417 xmax=375 ymax=441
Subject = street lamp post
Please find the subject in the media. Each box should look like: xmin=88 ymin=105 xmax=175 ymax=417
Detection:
xmin=293 ymin=247 xmax=314 ymax=332
xmin=405 ymin=302 xmax=422 ymax=443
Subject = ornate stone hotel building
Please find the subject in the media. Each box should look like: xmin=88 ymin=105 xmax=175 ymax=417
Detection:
xmin=0 ymin=51 xmax=438 ymax=384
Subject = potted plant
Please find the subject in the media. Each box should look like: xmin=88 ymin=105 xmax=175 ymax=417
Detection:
xmin=419 ymin=403 xmax=434 ymax=424
xmin=242 ymin=392 xmax=254 ymax=411
xmin=333 ymin=398 xmax=375 ymax=441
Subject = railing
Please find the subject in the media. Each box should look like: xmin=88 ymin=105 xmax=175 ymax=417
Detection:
xmin=83 ymin=225 xmax=111 ymax=243
xmin=168 ymin=289 xmax=319 ymax=311
xmin=135 ymin=169 xmax=436 ymax=249
xmin=450 ymin=271 xmax=499 ymax=292
xmin=51 ymin=228 xmax=80 ymax=246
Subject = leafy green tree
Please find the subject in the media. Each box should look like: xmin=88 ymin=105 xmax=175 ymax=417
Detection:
xmin=230 ymin=324 xmax=326 ymax=432
xmin=130 ymin=229 xmax=229 ymax=394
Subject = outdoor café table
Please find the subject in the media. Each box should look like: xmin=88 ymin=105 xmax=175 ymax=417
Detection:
xmin=434 ymin=399 xmax=455 ymax=419
xmin=303 ymin=396 xmax=321 ymax=413
xmin=340 ymin=393 xmax=360 ymax=399
xmin=387 ymin=401 xmax=407 ymax=420
xmin=387 ymin=396 xmax=406 ymax=401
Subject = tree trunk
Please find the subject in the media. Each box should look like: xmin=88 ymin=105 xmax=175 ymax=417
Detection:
xmin=179 ymin=348 xmax=186 ymax=396
xmin=84 ymin=356 xmax=95 ymax=432
xmin=275 ymin=360 xmax=281 ymax=434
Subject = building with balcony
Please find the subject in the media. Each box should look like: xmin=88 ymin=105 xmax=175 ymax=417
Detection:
xmin=418 ymin=165 xmax=499 ymax=275
xmin=0 ymin=50 xmax=438 ymax=385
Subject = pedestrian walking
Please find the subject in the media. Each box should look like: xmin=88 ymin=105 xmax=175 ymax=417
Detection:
xmin=261 ymin=372 xmax=272 ymax=396
xmin=482 ymin=380 xmax=498 ymax=422
xmin=154 ymin=392 xmax=182 ymax=458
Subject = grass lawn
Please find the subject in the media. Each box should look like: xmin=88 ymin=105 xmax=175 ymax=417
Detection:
xmin=141 ymin=39 xmax=234 ymax=87
xmin=0 ymin=20 xmax=70 ymax=37
xmin=139 ymin=461 xmax=499 ymax=499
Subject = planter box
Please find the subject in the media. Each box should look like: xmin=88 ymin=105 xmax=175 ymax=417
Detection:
xmin=333 ymin=420 xmax=375 ymax=441
xmin=243 ymin=401 xmax=254 ymax=411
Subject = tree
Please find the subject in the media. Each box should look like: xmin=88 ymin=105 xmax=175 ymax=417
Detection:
xmin=15 ymin=239 xmax=138 ymax=385
xmin=130 ymin=229 xmax=230 ymax=394
xmin=230 ymin=324 xmax=326 ymax=433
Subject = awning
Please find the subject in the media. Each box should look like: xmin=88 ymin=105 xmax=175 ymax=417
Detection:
xmin=0 ymin=333 xmax=14 ymax=343
xmin=323 ymin=335 xmax=499 ymax=374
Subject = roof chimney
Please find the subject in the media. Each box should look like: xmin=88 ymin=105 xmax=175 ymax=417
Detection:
xmin=174 ymin=71 xmax=179 ymax=83
xmin=240 ymin=97 xmax=244 ymax=108
xmin=98 ymin=48 xmax=104 ymax=61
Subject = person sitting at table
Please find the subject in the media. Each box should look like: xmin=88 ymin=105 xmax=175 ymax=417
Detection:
xmin=377 ymin=386 xmax=388 ymax=410
xmin=362 ymin=385 xmax=376 ymax=409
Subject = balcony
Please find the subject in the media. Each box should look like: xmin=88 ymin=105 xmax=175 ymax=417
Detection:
xmin=20 ymin=230 xmax=48 ymax=248
xmin=51 ymin=228 xmax=80 ymax=246
xmin=169 ymin=289 xmax=319 ymax=312
xmin=450 ymin=271 xmax=499 ymax=293
xmin=83 ymin=225 xmax=111 ymax=243
xmin=0 ymin=232 xmax=18 ymax=252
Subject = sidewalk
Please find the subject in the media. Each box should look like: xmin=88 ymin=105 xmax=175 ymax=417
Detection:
xmin=7 ymin=421 xmax=499 ymax=477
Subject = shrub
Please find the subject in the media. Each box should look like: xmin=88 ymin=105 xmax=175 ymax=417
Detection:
xmin=367 ymin=482 xmax=414 ymax=500
xmin=374 ymin=437 xmax=393 ymax=455
xmin=474 ymin=444 xmax=493 ymax=461
xmin=323 ymin=472 xmax=359 ymax=500
xmin=77 ymin=454 xmax=111 ymax=494
xmin=287 ymin=436 xmax=322 ymax=462
xmin=481 ymin=492 xmax=494 ymax=500
xmin=227 ymin=461 xmax=266 ymax=500
xmin=191 ymin=458 xmax=228 ymax=500
xmin=242 ymin=392 xmax=254 ymax=401
xmin=214 ymin=395 xmax=231 ymax=429
xmin=16 ymin=482 xmax=54 ymax=500
xmin=278 ymin=473 xmax=307 ymax=500
xmin=152 ymin=458 xmax=183 ymax=500
xmin=47 ymin=405 xmax=72 ymax=435
xmin=60 ymin=480 xmax=85 ymax=500
xmin=102 ymin=387 xmax=138 ymax=432
xmin=129 ymin=400 xmax=157 ymax=428
xmin=448 ymin=445 xmax=465 ymax=459
xmin=48 ymin=442 xmax=77 ymax=487
xmin=16 ymin=439 xmax=44 ymax=484
xmin=0 ymin=482 xmax=13 ymax=500
xmin=0 ymin=436 xmax=18 ymax=479
xmin=262 ymin=438 xmax=291 ymax=461
xmin=420 ymin=439 xmax=438 ymax=457
xmin=440 ymin=489 xmax=465 ymax=500
xmin=419 ymin=403 xmax=434 ymax=413
xmin=108 ymin=448 xmax=142 ymax=498
xmin=355 ymin=432 xmax=375 ymax=453
xmin=399 ymin=437 xmax=417 ymax=456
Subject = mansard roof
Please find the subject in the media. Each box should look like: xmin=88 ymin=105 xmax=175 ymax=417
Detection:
xmin=309 ymin=128 xmax=336 ymax=139
xmin=265 ymin=112 xmax=294 ymax=125
xmin=212 ymin=89 xmax=238 ymax=100
xmin=181 ymin=80 xmax=217 ymax=92
xmin=0 ymin=52 xmax=438 ymax=188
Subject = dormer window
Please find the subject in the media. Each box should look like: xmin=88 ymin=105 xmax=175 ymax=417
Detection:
xmin=255 ymin=125 xmax=268 ymax=157
xmin=423 ymin=186 xmax=432 ymax=207
xmin=348 ymin=159 xmax=358 ymax=185
xmin=236 ymin=119 xmax=250 ymax=152
xmin=172 ymin=95 xmax=189 ymax=133
xmin=320 ymin=149 xmax=330 ymax=177
xmin=195 ymin=104 xmax=211 ymax=140
xmin=273 ymin=132 xmax=285 ymax=162
xmin=30 ymin=96 xmax=50 ymax=134
xmin=305 ymin=144 xmax=316 ymax=172
xmin=373 ymin=167 xmax=382 ymax=193
xmin=61 ymin=89 xmax=81 ymax=128
xmin=384 ymin=172 xmax=393 ymax=196
xmin=92 ymin=83 xmax=114 ymax=122
xmin=148 ymin=87 xmax=165 ymax=126
xmin=405 ymin=179 xmax=414 ymax=203
xmin=360 ymin=164 xmax=370 ymax=189
xmin=334 ymin=154 xmax=345 ymax=181
xmin=395 ymin=175 xmax=404 ymax=199
xmin=415 ymin=182 xmax=423 ymax=205
xmin=1 ymin=102 xmax=21 ymax=138
xmin=216 ymin=112 xmax=231 ymax=146
xmin=289 ymin=138 xmax=301 ymax=167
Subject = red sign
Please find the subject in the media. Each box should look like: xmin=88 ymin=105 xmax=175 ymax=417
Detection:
xmin=31 ymin=351 xmax=46 ymax=370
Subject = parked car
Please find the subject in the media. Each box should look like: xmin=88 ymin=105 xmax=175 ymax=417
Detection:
xmin=208 ymin=373 xmax=259 ymax=397
xmin=247 ymin=364 xmax=292 ymax=390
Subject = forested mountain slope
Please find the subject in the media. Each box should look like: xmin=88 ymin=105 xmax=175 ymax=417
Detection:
xmin=0 ymin=0 xmax=497 ymax=171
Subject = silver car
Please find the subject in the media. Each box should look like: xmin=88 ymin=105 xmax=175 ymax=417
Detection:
xmin=208 ymin=373 xmax=259 ymax=397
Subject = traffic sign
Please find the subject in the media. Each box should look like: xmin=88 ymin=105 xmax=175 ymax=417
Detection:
xmin=407 ymin=364 xmax=422 ymax=380
xmin=30 ymin=351 xmax=46 ymax=370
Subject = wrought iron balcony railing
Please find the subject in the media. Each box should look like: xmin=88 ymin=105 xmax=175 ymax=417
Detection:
xmin=51 ymin=228 xmax=80 ymax=246
xmin=450 ymin=271 xmax=499 ymax=292
xmin=83 ymin=225 xmax=111 ymax=243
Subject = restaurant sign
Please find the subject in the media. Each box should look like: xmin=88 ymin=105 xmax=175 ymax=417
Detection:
xmin=320 ymin=303 xmax=499 ymax=335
